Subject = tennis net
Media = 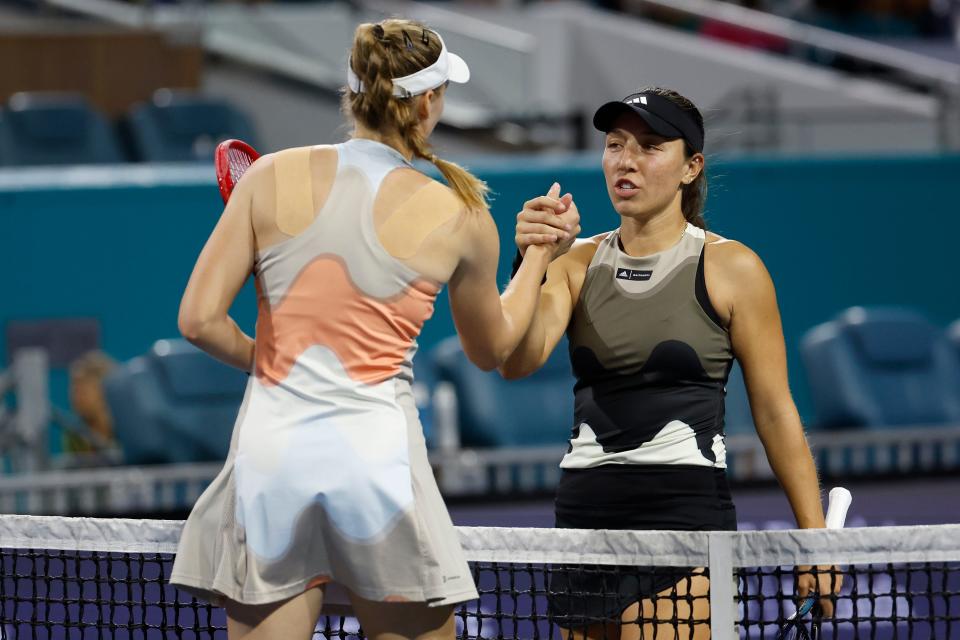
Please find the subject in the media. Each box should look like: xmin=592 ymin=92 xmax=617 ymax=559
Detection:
xmin=1 ymin=515 xmax=958 ymax=639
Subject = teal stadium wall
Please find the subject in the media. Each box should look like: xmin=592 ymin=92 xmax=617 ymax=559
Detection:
xmin=1 ymin=153 xmax=958 ymax=427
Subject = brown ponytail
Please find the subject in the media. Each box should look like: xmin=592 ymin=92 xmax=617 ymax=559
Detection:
xmin=342 ymin=20 xmax=489 ymax=212
xmin=681 ymin=171 xmax=708 ymax=230
xmin=636 ymin=86 xmax=708 ymax=229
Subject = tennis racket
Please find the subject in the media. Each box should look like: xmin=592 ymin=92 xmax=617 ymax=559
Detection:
xmin=775 ymin=487 xmax=853 ymax=640
xmin=215 ymin=139 xmax=260 ymax=203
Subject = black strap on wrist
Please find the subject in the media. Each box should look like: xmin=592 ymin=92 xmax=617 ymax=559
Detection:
xmin=510 ymin=249 xmax=523 ymax=279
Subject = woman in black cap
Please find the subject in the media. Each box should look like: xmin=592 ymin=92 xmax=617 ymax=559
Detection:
xmin=501 ymin=87 xmax=839 ymax=639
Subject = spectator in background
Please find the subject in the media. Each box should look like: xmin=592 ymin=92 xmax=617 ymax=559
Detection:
xmin=915 ymin=0 xmax=956 ymax=36
xmin=65 ymin=350 xmax=117 ymax=453
xmin=699 ymin=0 xmax=791 ymax=53
xmin=795 ymin=0 xmax=919 ymax=36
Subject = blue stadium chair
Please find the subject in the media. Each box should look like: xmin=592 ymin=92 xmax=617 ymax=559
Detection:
xmin=126 ymin=90 xmax=257 ymax=162
xmin=428 ymin=336 xmax=575 ymax=448
xmin=800 ymin=307 xmax=960 ymax=429
xmin=103 ymin=338 xmax=247 ymax=465
xmin=724 ymin=361 xmax=755 ymax=434
xmin=412 ymin=353 xmax=437 ymax=447
xmin=0 ymin=93 xmax=125 ymax=166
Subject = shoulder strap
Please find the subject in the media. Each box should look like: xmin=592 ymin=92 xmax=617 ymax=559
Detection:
xmin=589 ymin=231 xmax=618 ymax=268
xmin=273 ymin=147 xmax=316 ymax=236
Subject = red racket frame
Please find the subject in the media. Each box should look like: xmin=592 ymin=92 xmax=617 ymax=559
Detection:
xmin=214 ymin=139 xmax=261 ymax=203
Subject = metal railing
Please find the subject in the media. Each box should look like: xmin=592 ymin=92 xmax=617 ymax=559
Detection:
xmin=36 ymin=0 xmax=540 ymax=128
xmin=624 ymin=0 xmax=960 ymax=87
xmin=35 ymin=0 xmax=960 ymax=150
xmin=0 ymin=349 xmax=51 ymax=475
xmin=622 ymin=0 xmax=960 ymax=150
xmin=1 ymin=405 xmax=958 ymax=516
xmin=0 ymin=462 xmax=222 ymax=515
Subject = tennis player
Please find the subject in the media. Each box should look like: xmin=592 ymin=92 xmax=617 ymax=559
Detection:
xmin=169 ymin=19 xmax=576 ymax=640
xmin=503 ymin=87 xmax=841 ymax=639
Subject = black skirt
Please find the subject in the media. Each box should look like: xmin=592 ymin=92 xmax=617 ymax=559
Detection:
xmin=548 ymin=464 xmax=737 ymax=627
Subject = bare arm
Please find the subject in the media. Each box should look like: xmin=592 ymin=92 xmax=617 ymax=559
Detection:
xmin=177 ymin=158 xmax=264 ymax=371
xmin=725 ymin=244 xmax=825 ymax=529
xmin=719 ymin=241 xmax=842 ymax=615
xmin=447 ymin=209 xmax=555 ymax=371
xmin=498 ymin=251 xmax=578 ymax=378
xmin=497 ymin=185 xmax=584 ymax=378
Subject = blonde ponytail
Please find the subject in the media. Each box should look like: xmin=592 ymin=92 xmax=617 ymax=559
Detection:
xmin=405 ymin=128 xmax=489 ymax=212
xmin=342 ymin=19 xmax=489 ymax=212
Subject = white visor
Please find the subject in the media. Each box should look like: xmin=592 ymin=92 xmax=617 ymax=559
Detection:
xmin=347 ymin=32 xmax=470 ymax=98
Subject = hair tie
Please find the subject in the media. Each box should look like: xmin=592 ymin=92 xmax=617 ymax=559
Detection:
xmin=372 ymin=24 xmax=386 ymax=41
xmin=402 ymin=30 xmax=414 ymax=51
xmin=421 ymin=28 xmax=430 ymax=45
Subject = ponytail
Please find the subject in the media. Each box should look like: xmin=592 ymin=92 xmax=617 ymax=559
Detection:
xmin=405 ymin=127 xmax=489 ymax=212
xmin=681 ymin=167 xmax=707 ymax=230
xmin=343 ymin=20 xmax=489 ymax=212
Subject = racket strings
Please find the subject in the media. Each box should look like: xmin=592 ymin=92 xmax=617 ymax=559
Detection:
xmin=228 ymin=149 xmax=254 ymax=183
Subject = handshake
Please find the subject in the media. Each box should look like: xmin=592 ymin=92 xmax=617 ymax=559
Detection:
xmin=515 ymin=182 xmax=582 ymax=260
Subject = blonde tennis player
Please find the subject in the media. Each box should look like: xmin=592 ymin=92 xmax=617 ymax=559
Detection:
xmin=170 ymin=19 xmax=579 ymax=640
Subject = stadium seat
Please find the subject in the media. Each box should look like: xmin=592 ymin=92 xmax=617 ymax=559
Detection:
xmin=0 ymin=93 xmax=125 ymax=167
xmin=800 ymin=307 xmax=960 ymax=429
xmin=103 ymin=339 xmax=247 ymax=465
xmin=126 ymin=90 xmax=258 ymax=162
xmin=428 ymin=336 xmax=575 ymax=448
xmin=724 ymin=361 xmax=755 ymax=434
xmin=412 ymin=353 xmax=437 ymax=447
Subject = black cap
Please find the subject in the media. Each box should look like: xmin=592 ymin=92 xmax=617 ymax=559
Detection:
xmin=593 ymin=92 xmax=704 ymax=153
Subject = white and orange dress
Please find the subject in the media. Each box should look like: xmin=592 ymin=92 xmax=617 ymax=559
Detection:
xmin=170 ymin=138 xmax=478 ymax=607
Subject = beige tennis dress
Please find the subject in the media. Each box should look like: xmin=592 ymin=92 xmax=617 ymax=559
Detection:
xmin=170 ymin=138 xmax=478 ymax=607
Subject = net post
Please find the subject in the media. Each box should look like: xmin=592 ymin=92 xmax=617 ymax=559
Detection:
xmin=708 ymin=531 xmax=737 ymax=640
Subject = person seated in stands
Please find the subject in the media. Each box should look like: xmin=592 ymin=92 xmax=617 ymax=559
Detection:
xmin=65 ymin=350 xmax=117 ymax=453
xmin=699 ymin=0 xmax=790 ymax=53
xmin=794 ymin=0 xmax=920 ymax=36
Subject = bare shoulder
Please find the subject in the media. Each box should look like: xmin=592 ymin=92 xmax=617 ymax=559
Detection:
xmin=390 ymin=165 xmax=438 ymax=190
xmin=241 ymin=151 xmax=275 ymax=183
xmin=549 ymin=232 xmax=609 ymax=289
xmin=246 ymin=145 xmax=330 ymax=184
xmin=416 ymin=177 xmax=465 ymax=213
xmin=269 ymin=145 xmax=318 ymax=165
xmin=308 ymin=144 xmax=338 ymax=165
xmin=384 ymin=167 xmax=463 ymax=214
xmin=563 ymin=232 xmax=608 ymax=266
xmin=704 ymin=233 xmax=772 ymax=289
xmin=706 ymin=233 xmax=765 ymax=268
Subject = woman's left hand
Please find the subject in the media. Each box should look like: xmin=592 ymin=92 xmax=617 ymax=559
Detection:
xmin=797 ymin=564 xmax=843 ymax=618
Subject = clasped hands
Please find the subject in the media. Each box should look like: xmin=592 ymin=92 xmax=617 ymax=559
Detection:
xmin=515 ymin=182 xmax=582 ymax=259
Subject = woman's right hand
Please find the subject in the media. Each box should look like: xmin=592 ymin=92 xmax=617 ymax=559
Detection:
xmin=516 ymin=182 xmax=581 ymax=259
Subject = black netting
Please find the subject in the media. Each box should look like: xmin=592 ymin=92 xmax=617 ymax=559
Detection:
xmin=2 ymin=547 xmax=958 ymax=639
xmin=739 ymin=562 xmax=960 ymax=640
